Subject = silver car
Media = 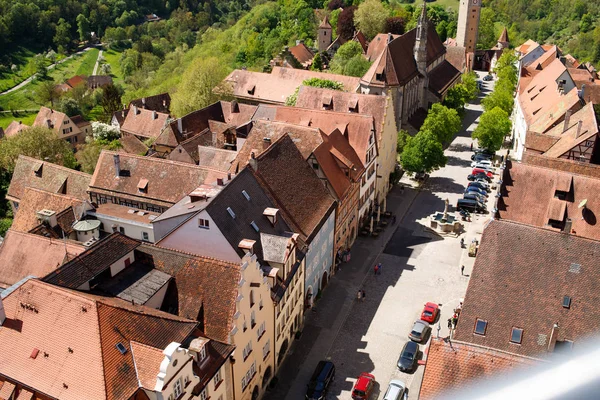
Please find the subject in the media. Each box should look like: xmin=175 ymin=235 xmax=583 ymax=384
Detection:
xmin=383 ymin=379 xmax=408 ymax=400
xmin=408 ymin=320 xmax=430 ymax=343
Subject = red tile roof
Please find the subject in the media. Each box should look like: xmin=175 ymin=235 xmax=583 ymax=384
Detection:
xmin=121 ymin=105 xmax=170 ymax=139
xmin=523 ymin=152 xmax=600 ymax=180
xmin=119 ymin=134 xmax=149 ymax=155
xmin=0 ymin=230 xmax=85 ymax=289
xmin=3 ymin=120 xmax=29 ymax=137
xmin=419 ymin=339 xmax=538 ymax=399
xmin=453 ymin=220 xmax=600 ymax=357
xmin=66 ymin=75 xmax=86 ymax=88
xmin=289 ymin=43 xmax=315 ymax=67
xmin=542 ymin=102 xmax=599 ymax=159
xmin=130 ymin=341 xmax=165 ymax=390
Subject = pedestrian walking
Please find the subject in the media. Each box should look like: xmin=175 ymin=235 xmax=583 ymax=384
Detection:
xmin=460 ymin=238 xmax=464 ymax=248
xmin=361 ymin=290 xmax=366 ymax=301
xmin=470 ymin=143 xmax=473 ymax=151
xmin=447 ymin=318 xmax=452 ymax=330
xmin=461 ymin=265 xmax=465 ymax=275
xmin=357 ymin=290 xmax=362 ymax=301
xmin=392 ymin=214 xmax=397 ymax=224
xmin=374 ymin=264 xmax=379 ymax=275
xmin=377 ymin=263 xmax=382 ymax=275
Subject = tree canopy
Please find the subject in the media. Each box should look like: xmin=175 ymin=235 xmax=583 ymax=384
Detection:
xmin=329 ymin=41 xmax=372 ymax=77
xmin=400 ymin=130 xmax=447 ymax=174
xmin=354 ymin=0 xmax=389 ymax=40
xmin=472 ymin=106 xmax=511 ymax=152
xmin=420 ymin=104 xmax=462 ymax=144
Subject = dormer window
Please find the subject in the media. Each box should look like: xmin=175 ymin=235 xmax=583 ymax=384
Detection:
xmin=247 ymin=85 xmax=256 ymax=95
xmin=137 ymin=178 xmax=148 ymax=193
xmin=199 ymin=345 xmax=207 ymax=362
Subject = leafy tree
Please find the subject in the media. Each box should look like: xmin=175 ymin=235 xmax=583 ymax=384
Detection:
xmin=384 ymin=17 xmax=405 ymax=35
xmin=286 ymin=78 xmax=344 ymax=105
xmin=472 ymin=106 xmax=511 ymax=152
xmin=58 ymin=97 xmax=82 ymax=117
xmin=171 ymin=57 xmax=231 ymax=117
xmin=36 ymin=80 xmax=60 ymax=108
xmin=330 ymin=41 xmax=366 ymax=74
xmin=461 ymin=71 xmax=479 ymax=101
xmin=477 ymin=8 xmax=496 ymax=49
xmin=54 ymin=18 xmax=72 ymax=52
xmin=354 ymin=0 xmax=388 ymax=40
xmin=482 ymin=85 xmax=514 ymax=114
xmin=443 ymin=84 xmax=470 ymax=111
xmin=400 ymin=130 xmax=447 ymax=174
xmin=420 ymin=104 xmax=462 ymax=143
xmin=33 ymin=54 xmax=49 ymax=79
xmin=311 ymin=53 xmax=323 ymax=71
xmin=580 ymin=13 xmax=594 ymax=33
xmin=337 ymin=6 xmax=357 ymax=41
xmin=76 ymin=138 xmax=121 ymax=174
xmin=397 ymin=129 xmax=410 ymax=154
xmin=328 ymin=0 xmax=344 ymax=10
xmin=100 ymin=83 xmax=124 ymax=121
xmin=91 ymin=122 xmax=121 ymax=142
xmin=0 ymin=127 xmax=77 ymax=173
xmin=77 ymin=14 xmax=91 ymax=42
xmin=344 ymin=55 xmax=372 ymax=77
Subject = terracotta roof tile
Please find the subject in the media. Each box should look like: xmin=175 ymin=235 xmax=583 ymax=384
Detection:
xmin=121 ymin=105 xmax=170 ymax=139
xmin=529 ymin=46 xmax=558 ymax=70
xmin=11 ymin=188 xmax=88 ymax=233
xmin=32 ymin=106 xmax=82 ymax=136
xmin=427 ymin=60 xmax=462 ymax=97
xmin=3 ymin=121 xmax=29 ymax=137
xmin=542 ymin=103 xmax=599 ymax=158
xmin=289 ymin=43 xmax=315 ymax=66
xmin=524 ymin=131 xmax=559 ymax=152
xmin=445 ymin=46 xmax=467 ymax=72
xmin=167 ymin=134 xmax=206 ymax=164
xmin=89 ymin=151 xmax=227 ymax=207
xmin=527 ymin=89 xmax=582 ymax=134
xmin=498 ymin=161 xmax=600 ymax=240
xmin=91 ymin=203 xmax=159 ymax=225
xmin=454 ymin=220 xmax=600 ymax=357
xmin=523 ymin=152 xmax=600 ymax=179
xmin=196 ymin=146 xmax=237 ymax=171
xmin=130 ymin=341 xmax=164 ymax=390
xmin=7 ymin=155 xmax=91 ymax=202
xmin=119 ymin=134 xmax=149 ymax=155
xmin=419 ymin=339 xmax=538 ymax=399
xmin=129 ymin=93 xmax=171 ymax=114
xmin=253 ymin=134 xmax=336 ymax=240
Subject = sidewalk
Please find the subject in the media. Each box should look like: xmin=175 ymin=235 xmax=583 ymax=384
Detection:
xmin=263 ymin=184 xmax=419 ymax=400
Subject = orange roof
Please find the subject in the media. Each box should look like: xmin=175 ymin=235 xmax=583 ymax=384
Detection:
xmin=543 ymin=102 xmax=599 ymax=158
xmin=121 ymin=105 xmax=170 ymax=139
xmin=528 ymin=45 xmax=558 ymax=70
xmin=527 ymin=89 xmax=581 ymax=133
xmin=66 ymin=75 xmax=86 ymax=88
xmin=3 ymin=120 xmax=29 ymax=137
xmin=289 ymin=43 xmax=315 ymax=67
xmin=0 ymin=279 xmax=197 ymax=400
xmin=516 ymin=39 xmax=539 ymax=57
xmin=130 ymin=341 xmax=165 ymax=390
xmin=419 ymin=339 xmax=539 ymax=399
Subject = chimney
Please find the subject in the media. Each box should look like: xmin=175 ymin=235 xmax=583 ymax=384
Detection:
xmin=263 ymin=207 xmax=279 ymax=226
xmin=387 ymin=33 xmax=393 ymax=44
xmin=177 ymin=118 xmax=183 ymax=134
xmin=133 ymin=105 xmax=139 ymax=115
xmin=121 ymin=110 xmax=125 ymax=118
xmin=562 ymin=109 xmax=572 ymax=133
xmin=152 ymin=110 xmax=158 ymax=120
xmin=231 ymin=100 xmax=239 ymax=113
xmin=162 ymin=99 xmax=167 ymax=107
xmin=113 ymin=154 xmax=121 ymax=177
xmin=227 ymin=172 xmax=232 ymax=181
xmin=296 ymin=40 xmax=301 ymax=46
xmin=548 ymin=323 xmax=560 ymax=352
xmin=238 ymin=239 xmax=256 ymax=255
xmin=50 ymin=109 xmax=53 ymax=113
xmin=249 ymin=151 xmax=258 ymax=171
xmin=217 ymin=178 xmax=224 ymax=186
xmin=0 ymin=296 xmax=5 ymax=326
xmin=262 ymin=137 xmax=272 ymax=150
xmin=142 ymin=97 xmax=146 ymax=107
xmin=563 ymin=218 xmax=572 ymax=233
xmin=576 ymin=120 xmax=583 ymax=138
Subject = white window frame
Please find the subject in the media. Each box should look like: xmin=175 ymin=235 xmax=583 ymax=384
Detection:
xmin=213 ymin=369 xmax=222 ymax=388
xmin=173 ymin=378 xmax=182 ymax=398
xmin=199 ymin=388 xmax=208 ymax=400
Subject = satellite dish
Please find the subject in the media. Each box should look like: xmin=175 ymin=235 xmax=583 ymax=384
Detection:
xmin=579 ymin=199 xmax=588 ymax=209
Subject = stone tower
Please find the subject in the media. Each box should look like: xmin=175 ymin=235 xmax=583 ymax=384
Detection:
xmin=414 ymin=1 xmax=429 ymax=108
xmin=496 ymin=27 xmax=509 ymax=50
xmin=318 ymin=16 xmax=332 ymax=53
xmin=456 ymin=0 xmax=481 ymax=53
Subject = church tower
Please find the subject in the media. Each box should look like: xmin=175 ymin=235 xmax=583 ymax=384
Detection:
xmin=456 ymin=0 xmax=481 ymax=53
xmin=318 ymin=16 xmax=332 ymax=53
xmin=414 ymin=1 xmax=429 ymax=108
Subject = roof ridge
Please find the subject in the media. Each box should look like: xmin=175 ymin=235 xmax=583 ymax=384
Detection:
xmin=445 ymin=339 xmax=546 ymax=362
xmin=290 ymin=105 xmax=374 ymax=121
xmin=17 ymin=155 xmax=92 ymax=177
xmin=23 ymin=186 xmax=85 ymax=202
xmin=4 ymin=229 xmax=86 ymax=247
xmin=140 ymin=242 xmax=242 ymax=269
xmin=96 ymin=298 xmax=198 ymax=323
xmin=27 ymin=278 xmax=98 ymax=304
xmin=511 ymin=160 xmax=600 ymax=182
xmin=490 ymin=219 xmax=600 ymax=245
xmin=100 ymin=150 xmax=227 ymax=174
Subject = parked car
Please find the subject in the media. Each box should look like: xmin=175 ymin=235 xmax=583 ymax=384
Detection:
xmin=471 ymin=168 xmax=493 ymax=178
xmin=464 ymin=192 xmax=486 ymax=203
xmin=483 ymin=74 xmax=494 ymax=81
xmin=352 ymin=373 xmax=376 ymax=400
xmin=409 ymin=320 xmax=430 ymax=343
xmin=306 ymin=361 xmax=335 ymax=400
xmin=470 ymin=159 xmax=494 ymax=168
xmin=420 ymin=302 xmax=439 ymax=323
xmin=471 ymin=153 xmax=493 ymax=162
xmin=467 ymin=173 xmax=492 ymax=182
xmin=468 ymin=181 xmax=490 ymax=192
xmin=457 ymin=198 xmax=486 ymax=213
xmin=465 ymin=187 xmax=488 ymax=198
xmin=383 ymin=380 xmax=408 ymax=400
xmin=472 ymin=163 xmax=496 ymax=173
xmin=397 ymin=341 xmax=419 ymax=373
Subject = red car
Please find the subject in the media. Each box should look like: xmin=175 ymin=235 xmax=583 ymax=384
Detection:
xmin=420 ymin=302 xmax=439 ymax=324
xmin=352 ymin=372 xmax=375 ymax=400
xmin=471 ymin=168 xmax=493 ymax=178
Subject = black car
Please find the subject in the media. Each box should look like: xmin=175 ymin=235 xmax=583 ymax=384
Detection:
xmin=397 ymin=341 xmax=419 ymax=373
xmin=464 ymin=192 xmax=486 ymax=203
xmin=471 ymin=153 xmax=493 ymax=162
xmin=457 ymin=198 xmax=486 ymax=213
xmin=306 ymin=361 xmax=335 ymax=400
xmin=474 ymin=148 xmax=495 ymax=157
xmin=468 ymin=181 xmax=490 ymax=192
xmin=467 ymin=173 xmax=492 ymax=182
xmin=465 ymin=187 xmax=488 ymax=198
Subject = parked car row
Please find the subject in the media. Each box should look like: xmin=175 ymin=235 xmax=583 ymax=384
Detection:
xmin=459 ymin=149 xmax=496 ymax=213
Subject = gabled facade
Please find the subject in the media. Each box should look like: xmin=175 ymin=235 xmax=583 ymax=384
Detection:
xmin=120 ymin=104 xmax=170 ymax=142
xmin=32 ymin=106 xmax=90 ymax=148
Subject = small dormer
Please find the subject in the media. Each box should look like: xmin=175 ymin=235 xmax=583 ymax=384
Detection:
xmin=239 ymin=239 xmax=256 ymax=255
xmin=247 ymin=84 xmax=256 ymax=95
xmin=263 ymin=207 xmax=279 ymax=225
xmin=137 ymin=178 xmax=149 ymax=194
xmin=322 ymin=94 xmax=333 ymax=110
xmin=348 ymin=99 xmax=359 ymax=113
xmin=33 ymin=163 xmax=43 ymax=177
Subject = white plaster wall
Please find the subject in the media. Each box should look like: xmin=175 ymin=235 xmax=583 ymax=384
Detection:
xmin=109 ymin=250 xmax=135 ymax=277
xmin=93 ymin=212 xmax=155 ymax=243
xmin=144 ymin=282 xmax=169 ymax=309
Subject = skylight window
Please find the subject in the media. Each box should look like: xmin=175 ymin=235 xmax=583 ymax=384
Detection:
xmin=563 ymin=296 xmax=571 ymax=309
xmin=510 ymin=327 xmax=523 ymax=344
xmin=474 ymin=319 xmax=487 ymax=335
xmin=227 ymin=207 xmax=236 ymax=219
xmin=250 ymin=221 xmax=259 ymax=232
xmin=242 ymin=190 xmax=251 ymax=201
xmin=116 ymin=343 xmax=128 ymax=354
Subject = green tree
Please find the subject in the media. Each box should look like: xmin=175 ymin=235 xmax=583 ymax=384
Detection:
xmin=171 ymin=57 xmax=231 ymax=117
xmin=285 ymin=78 xmax=345 ymax=105
xmin=421 ymin=104 xmax=462 ymax=143
xmin=36 ymin=80 xmax=60 ymax=108
xmin=443 ymin=84 xmax=470 ymax=111
xmin=0 ymin=127 xmax=77 ymax=173
xmin=76 ymin=138 xmax=121 ymax=174
xmin=397 ymin=129 xmax=410 ymax=154
xmin=400 ymin=130 xmax=447 ymax=174
xmin=461 ymin=71 xmax=479 ymax=101
xmin=330 ymin=41 xmax=368 ymax=75
xmin=58 ymin=97 xmax=82 ymax=117
xmin=76 ymin=14 xmax=91 ymax=42
xmin=477 ymin=8 xmax=496 ymax=49
xmin=54 ymin=18 xmax=72 ymax=52
xmin=344 ymin=55 xmax=372 ymax=77
xmin=472 ymin=106 xmax=511 ymax=152
xmin=311 ymin=53 xmax=323 ymax=71
xmin=354 ymin=0 xmax=389 ymax=40
xmin=100 ymin=83 xmax=124 ymax=121
xmin=482 ymin=85 xmax=514 ymax=114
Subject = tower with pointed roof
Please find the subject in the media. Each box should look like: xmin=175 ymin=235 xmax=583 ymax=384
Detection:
xmin=414 ymin=1 xmax=429 ymax=108
xmin=496 ymin=27 xmax=509 ymax=50
xmin=318 ymin=16 xmax=333 ymax=53
xmin=456 ymin=0 xmax=481 ymax=53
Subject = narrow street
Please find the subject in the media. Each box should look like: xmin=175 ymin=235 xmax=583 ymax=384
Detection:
xmin=264 ymin=72 xmax=496 ymax=400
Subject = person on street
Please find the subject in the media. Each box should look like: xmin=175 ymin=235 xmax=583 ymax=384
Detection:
xmin=374 ymin=264 xmax=379 ymax=275
xmin=460 ymin=238 xmax=464 ymax=248
xmin=377 ymin=263 xmax=382 ymax=275
xmin=470 ymin=143 xmax=473 ymax=151
xmin=361 ymin=290 xmax=366 ymax=301
xmin=461 ymin=265 xmax=465 ymax=275
xmin=448 ymin=318 xmax=452 ymax=330
xmin=357 ymin=290 xmax=362 ymax=301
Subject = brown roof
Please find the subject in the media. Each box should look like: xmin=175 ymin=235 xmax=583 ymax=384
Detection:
xmin=428 ymin=60 xmax=462 ymax=97
xmin=563 ymin=54 xmax=581 ymax=69
xmin=223 ymin=66 xmax=360 ymax=104
xmin=121 ymin=105 xmax=170 ymax=139
xmin=353 ymin=31 xmax=369 ymax=53
xmin=567 ymin=67 xmax=594 ymax=85
xmin=253 ymin=134 xmax=336 ymax=240
xmin=112 ymin=109 xmax=129 ymax=127
xmin=167 ymin=134 xmax=206 ymax=164
xmin=130 ymin=341 xmax=165 ymax=390
xmin=134 ymin=243 xmax=241 ymax=343
xmin=498 ymin=161 xmax=600 ymax=240
xmin=296 ymin=86 xmax=390 ymax=146
xmin=129 ymin=93 xmax=171 ymax=114
xmin=231 ymin=119 xmax=324 ymax=173
xmin=87 ymin=75 xmax=113 ymax=88
xmin=7 ymin=155 xmax=92 ymax=202
xmin=66 ymin=75 xmax=86 ymax=88
xmin=319 ymin=16 xmax=331 ymax=29
xmin=361 ymin=25 xmax=446 ymax=87
xmin=454 ymin=219 xmax=600 ymax=357
xmin=528 ymin=89 xmax=581 ymax=133
xmin=445 ymin=46 xmax=467 ymax=72
xmin=580 ymin=82 xmax=600 ymax=104
xmin=542 ymin=103 xmax=599 ymax=159
xmin=523 ymin=152 xmax=600 ymax=179
xmin=419 ymin=339 xmax=538 ymax=399
xmin=92 ymin=202 xmax=159 ymax=225
xmin=253 ymin=104 xmax=375 ymax=166
xmin=498 ymin=27 xmax=509 ymax=43
xmin=289 ymin=43 xmax=315 ymax=66
xmin=119 ymin=134 xmax=149 ymax=155
xmin=11 ymin=188 xmax=88 ymax=233
xmin=365 ymin=33 xmax=401 ymax=62
xmin=0 ymin=230 xmax=85 ymax=288
xmin=524 ymin=131 xmax=559 ymax=153
xmin=32 ymin=107 xmax=72 ymax=135
xmin=0 ymin=278 xmax=197 ymax=400
xmin=529 ymin=45 xmax=558 ymax=70
xmin=196 ymin=146 xmax=237 ymax=171
xmin=89 ymin=151 xmax=227 ymax=208
xmin=70 ymin=114 xmax=90 ymax=129
xmin=3 ymin=120 xmax=29 ymax=137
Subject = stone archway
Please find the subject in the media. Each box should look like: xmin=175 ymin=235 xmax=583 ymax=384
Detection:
xmin=278 ymin=339 xmax=289 ymax=364
xmin=262 ymin=366 xmax=272 ymax=388
xmin=252 ymin=385 xmax=259 ymax=400
xmin=321 ymin=271 xmax=329 ymax=291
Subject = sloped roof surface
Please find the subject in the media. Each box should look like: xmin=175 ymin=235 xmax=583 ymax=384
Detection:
xmin=121 ymin=105 xmax=169 ymax=139
xmin=129 ymin=93 xmax=171 ymax=114
xmin=4 ymin=121 xmax=29 ymax=137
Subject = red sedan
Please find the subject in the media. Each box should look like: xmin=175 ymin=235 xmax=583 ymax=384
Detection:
xmin=420 ymin=302 xmax=439 ymax=324
xmin=471 ymin=168 xmax=493 ymax=178
xmin=352 ymin=372 xmax=375 ymax=400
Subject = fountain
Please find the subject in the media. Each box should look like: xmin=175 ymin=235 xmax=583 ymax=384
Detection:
xmin=428 ymin=198 xmax=463 ymax=235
